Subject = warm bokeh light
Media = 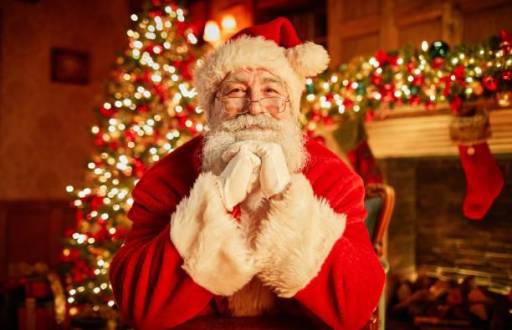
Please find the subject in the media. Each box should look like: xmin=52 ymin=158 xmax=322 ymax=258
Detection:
xmin=203 ymin=20 xmax=221 ymax=45
xmin=221 ymin=14 xmax=237 ymax=33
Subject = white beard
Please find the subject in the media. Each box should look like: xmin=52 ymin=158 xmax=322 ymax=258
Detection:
xmin=202 ymin=114 xmax=307 ymax=316
xmin=201 ymin=113 xmax=307 ymax=176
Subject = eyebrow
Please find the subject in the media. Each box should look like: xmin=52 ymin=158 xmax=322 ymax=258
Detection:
xmin=223 ymin=77 xmax=247 ymax=84
xmin=261 ymin=77 xmax=282 ymax=84
xmin=222 ymin=75 xmax=283 ymax=85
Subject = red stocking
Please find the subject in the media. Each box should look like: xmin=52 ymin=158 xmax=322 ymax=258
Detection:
xmin=458 ymin=142 xmax=504 ymax=220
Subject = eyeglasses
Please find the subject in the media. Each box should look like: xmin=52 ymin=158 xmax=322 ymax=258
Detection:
xmin=215 ymin=95 xmax=289 ymax=116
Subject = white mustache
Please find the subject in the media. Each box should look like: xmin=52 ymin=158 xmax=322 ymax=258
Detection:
xmin=216 ymin=114 xmax=281 ymax=132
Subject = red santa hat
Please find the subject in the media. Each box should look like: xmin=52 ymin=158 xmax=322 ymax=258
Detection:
xmin=194 ymin=17 xmax=330 ymax=118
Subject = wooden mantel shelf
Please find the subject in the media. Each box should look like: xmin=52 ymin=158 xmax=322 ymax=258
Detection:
xmin=366 ymin=105 xmax=512 ymax=158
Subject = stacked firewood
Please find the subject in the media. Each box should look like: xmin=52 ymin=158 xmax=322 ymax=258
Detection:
xmin=388 ymin=274 xmax=512 ymax=329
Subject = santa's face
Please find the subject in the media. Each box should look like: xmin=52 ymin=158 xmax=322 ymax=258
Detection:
xmin=202 ymin=68 xmax=306 ymax=175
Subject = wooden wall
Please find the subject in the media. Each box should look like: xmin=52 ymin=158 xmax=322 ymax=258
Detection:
xmin=327 ymin=0 xmax=512 ymax=66
xmin=0 ymin=0 xmax=129 ymax=279
xmin=0 ymin=0 xmax=129 ymax=200
xmin=0 ymin=201 xmax=75 ymax=280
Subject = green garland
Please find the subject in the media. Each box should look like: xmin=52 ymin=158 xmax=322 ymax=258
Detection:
xmin=301 ymin=30 xmax=512 ymax=132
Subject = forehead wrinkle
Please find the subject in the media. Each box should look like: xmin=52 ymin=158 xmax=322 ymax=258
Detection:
xmin=261 ymin=77 xmax=282 ymax=84
xmin=223 ymin=77 xmax=248 ymax=84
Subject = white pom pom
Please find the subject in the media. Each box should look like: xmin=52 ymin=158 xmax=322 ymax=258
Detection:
xmin=285 ymin=42 xmax=330 ymax=77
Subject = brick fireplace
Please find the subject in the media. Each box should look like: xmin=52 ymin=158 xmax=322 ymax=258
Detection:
xmin=364 ymin=107 xmax=512 ymax=328
xmin=381 ymin=155 xmax=512 ymax=290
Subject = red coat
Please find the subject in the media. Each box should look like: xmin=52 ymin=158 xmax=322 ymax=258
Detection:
xmin=109 ymin=135 xmax=385 ymax=329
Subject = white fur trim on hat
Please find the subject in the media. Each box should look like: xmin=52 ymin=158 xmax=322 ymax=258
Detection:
xmin=193 ymin=36 xmax=329 ymax=119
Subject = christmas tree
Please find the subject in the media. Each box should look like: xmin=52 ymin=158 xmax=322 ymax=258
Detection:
xmin=61 ymin=0 xmax=205 ymax=318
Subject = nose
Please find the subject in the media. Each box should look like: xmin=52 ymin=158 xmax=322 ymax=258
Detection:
xmin=248 ymin=91 xmax=264 ymax=115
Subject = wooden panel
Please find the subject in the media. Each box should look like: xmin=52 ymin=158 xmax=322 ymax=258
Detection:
xmin=0 ymin=200 xmax=75 ymax=280
xmin=366 ymin=109 xmax=512 ymax=158
xmin=339 ymin=14 xmax=380 ymax=39
xmin=462 ymin=4 xmax=512 ymax=43
xmin=380 ymin=0 xmax=398 ymax=51
xmin=341 ymin=33 xmax=380 ymax=63
xmin=393 ymin=0 xmax=435 ymax=16
xmin=326 ymin=0 xmax=511 ymax=64
xmin=398 ymin=18 xmax=442 ymax=47
xmin=327 ymin=0 xmax=343 ymax=67
xmin=342 ymin=0 xmax=380 ymax=21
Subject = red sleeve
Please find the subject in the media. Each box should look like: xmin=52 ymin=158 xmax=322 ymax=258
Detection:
xmin=295 ymin=157 xmax=386 ymax=329
xmin=109 ymin=148 xmax=213 ymax=329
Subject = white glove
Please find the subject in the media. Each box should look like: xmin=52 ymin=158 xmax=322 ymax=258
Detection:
xmin=223 ymin=141 xmax=290 ymax=198
xmin=219 ymin=145 xmax=261 ymax=211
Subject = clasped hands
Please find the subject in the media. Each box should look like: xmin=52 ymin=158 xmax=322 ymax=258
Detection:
xmin=219 ymin=141 xmax=291 ymax=211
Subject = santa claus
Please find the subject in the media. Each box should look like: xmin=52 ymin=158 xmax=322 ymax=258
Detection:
xmin=109 ymin=17 xmax=385 ymax=330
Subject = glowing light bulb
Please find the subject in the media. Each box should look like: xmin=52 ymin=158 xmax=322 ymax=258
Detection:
xmin=203 ymin=20 xmax=221 ymax=45
xmin=221 ymin=15 xmax=237 ymax=33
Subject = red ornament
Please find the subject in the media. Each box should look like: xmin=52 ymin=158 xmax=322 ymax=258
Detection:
xmin=133 ymin=158 xmax=146 ymax=178
xmin=99 ymin=105 xmax=117 ymax=118
xmin=137 ymin=70 xmax=152 ymax=83
xmin=450 ymin=95 xmax=463 ymax=114
xmin=75 ymin=209 xmax=84 ymax=225
xmin=153 ymin=84 xmax=168 ymax=101
xmin=370 ymin=73 xmax=383 ymax=85
xmin=123 ymin=129 xmax=137 ymax=142
xmin=482 ymin=76 xmax=497 ymax=91
xmin=502 ymin=70 xmax=512 ymax=81
xmin=137 ymin=105 xmax=149 ymax=113
xmin=310 ymin=109 xmax=321 ymax=122
xmin=375 ymin=50 xmax=389 ymax=66
xmin=90 ymin=195 xmax=104 ymax=211
xmin=412 ymin=74 xmax=424 ymax=87
xmin=499 ymin=29 xmax=512 ymax=54
xmin=424 ymin=99 xmax=435 ymax=111
xmin=342 ymin=98 xmax=354 ymax=109
xmin=94 ymin=131 xmax=106 ymax=147
xmin=406 ymin=62 xmax=415 ymax=73
xmin=364 ymin=111 xmax=374 ymax=123
xmin=409 ymin=95 xmax=421 ymax=105
xmin=381 ymin=84 xmax=396 ymax=103
xmin=185 ymin=104 xmax=196 ymax=114
xmin=453 ymin=65 xmax=465 ymax=81
xmin=432 ymin=57 xmax=445 ymax=69
xmin=388 ymin=54 xmax=399 ymax=66
xmin=148 ymin=10 xmax=163 ymax=18
xmin=499 ymin=29 xmax=512 ymax=42
xmin=108 ymin=141 xmax=120 ymax=150
xmin=322 ymin=116 xmax=333 ymax=125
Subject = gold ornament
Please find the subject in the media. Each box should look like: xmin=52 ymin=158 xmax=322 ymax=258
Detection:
xmin=496 ymin=91 xmax=511 ymax=107
xmin=471 ymin=81 xmax=484 ymax=96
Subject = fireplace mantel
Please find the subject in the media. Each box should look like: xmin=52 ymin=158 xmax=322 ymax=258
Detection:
xmin=366 ymin=107 xmax=512 ymax=158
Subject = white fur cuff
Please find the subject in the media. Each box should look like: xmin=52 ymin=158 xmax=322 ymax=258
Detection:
xmin=170 ymin=172 xmax=257 ymax=296
xmin=255 ymin=174 xmax=347 ymax=298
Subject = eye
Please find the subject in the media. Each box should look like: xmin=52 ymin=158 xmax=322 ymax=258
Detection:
xmin=226 ymin=87 xmax=246 ymax=96
xmin=264 ymin=87 xmax=279 ymax=95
